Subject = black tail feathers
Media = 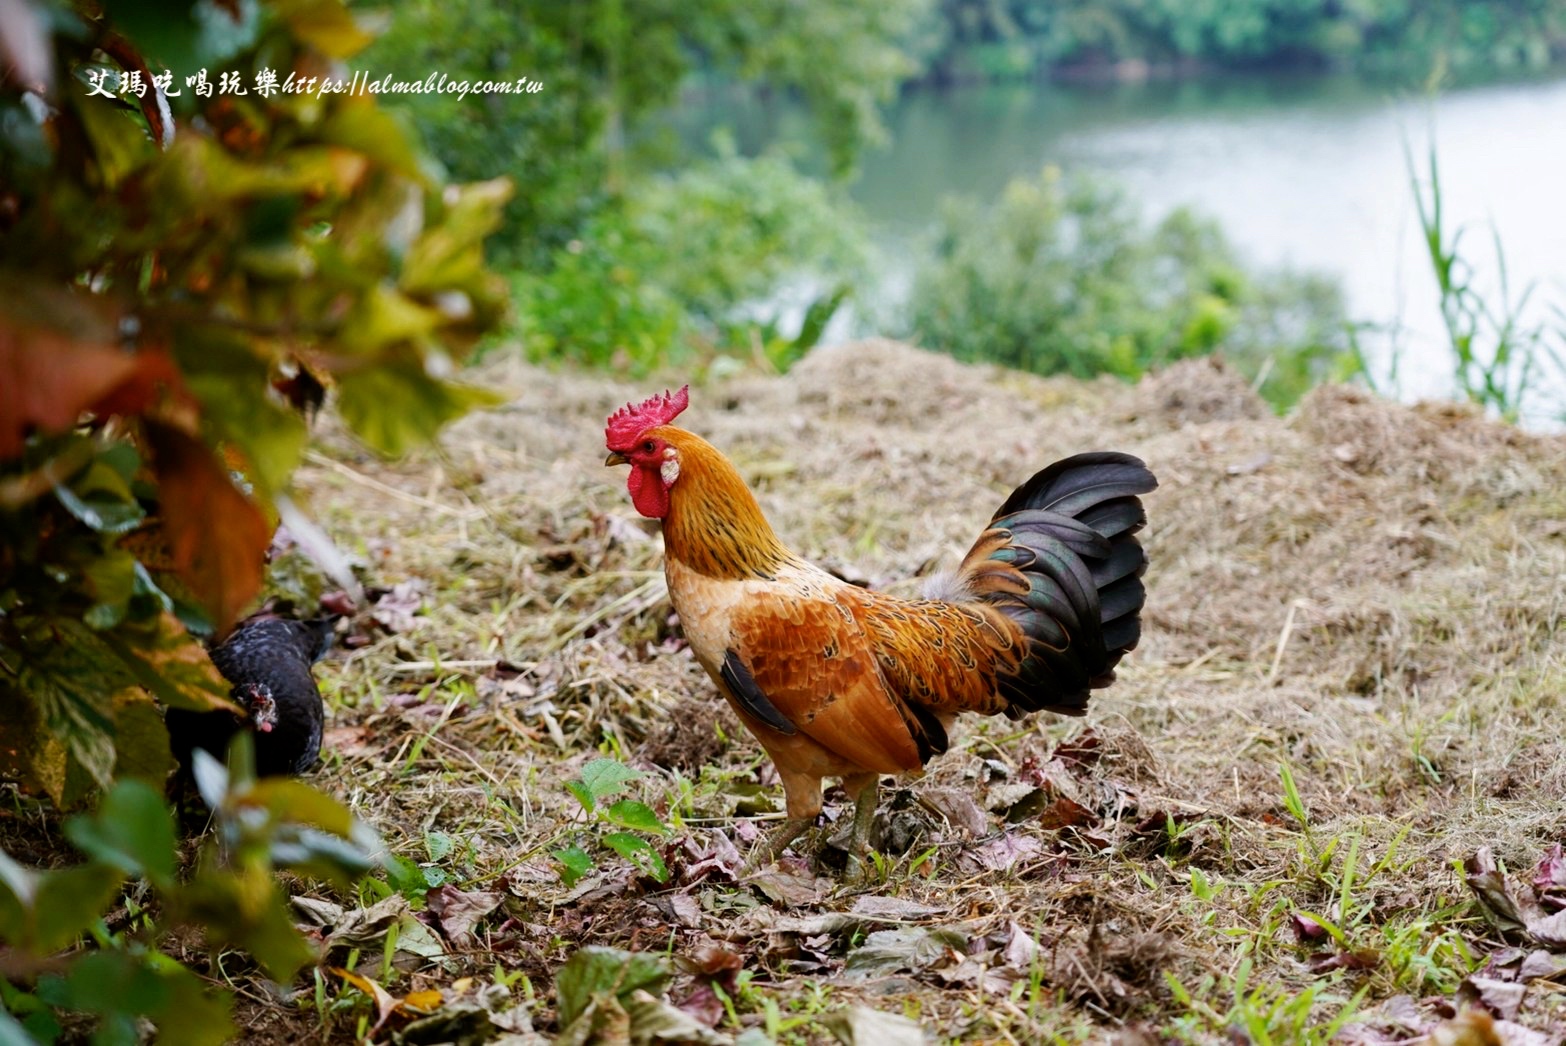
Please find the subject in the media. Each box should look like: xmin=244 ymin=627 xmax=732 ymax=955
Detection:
xmin=975 ymin=452 xmax=1156 ymax=716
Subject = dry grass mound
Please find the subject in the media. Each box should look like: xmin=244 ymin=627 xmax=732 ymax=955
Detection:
xmin=262 ymin=340 xmax=1566 ymax=1041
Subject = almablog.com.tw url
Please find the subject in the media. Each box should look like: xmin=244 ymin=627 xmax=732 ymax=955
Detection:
xmin=84 ymin=67 xmax=545 ymax=102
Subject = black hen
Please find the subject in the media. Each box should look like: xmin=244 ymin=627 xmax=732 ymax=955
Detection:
xmin=166 ymin=615 xmax=334 ymax=778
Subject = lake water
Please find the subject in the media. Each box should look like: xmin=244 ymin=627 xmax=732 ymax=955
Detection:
xmin=687 ymin=71 xmax=1566 ymax=424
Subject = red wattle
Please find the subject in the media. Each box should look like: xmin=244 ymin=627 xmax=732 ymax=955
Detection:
xmin=627 ymin=465 xmax=669 ymax=519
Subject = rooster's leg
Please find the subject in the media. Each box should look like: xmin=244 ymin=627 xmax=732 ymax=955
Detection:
xmin=840 ymin=773 xmax=880 ymax=879
xmin=745 ymin=818 xmax=813 ymax=872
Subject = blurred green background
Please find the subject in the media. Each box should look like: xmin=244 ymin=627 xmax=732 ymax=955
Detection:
xmin=368 ymin=0 xmax=1566 ymax=419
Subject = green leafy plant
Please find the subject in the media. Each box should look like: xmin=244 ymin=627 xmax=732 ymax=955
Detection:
xmin=906 ymin=166 xmax=1349 ymax=407
xmin=552 ymin=759 xmax=671 ymax=886
xmin=0 ymin=739 xmax=378 ymax=1043
xmin=511 ymin=148 xmax=868 ymax=377
xmin=1 ymin=0 xmax=507 ymax=804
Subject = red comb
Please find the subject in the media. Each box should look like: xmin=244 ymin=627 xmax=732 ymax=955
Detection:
xmin=606 ymin=385 xmax=689 ymax=450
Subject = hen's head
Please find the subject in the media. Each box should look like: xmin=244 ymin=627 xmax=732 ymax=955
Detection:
xmin=604 ymin=385 xmax=688 ymax=519
xmin=239 ymin=682 xmax=278 ymax=733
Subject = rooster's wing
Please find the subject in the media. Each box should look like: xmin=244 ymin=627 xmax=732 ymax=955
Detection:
xmin=722 ymin=581 xmax=1025 ymax=774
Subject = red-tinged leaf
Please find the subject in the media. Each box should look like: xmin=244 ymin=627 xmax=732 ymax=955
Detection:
xmin=1051 ymin=729 xmax=1103 ymax=770
xmin=673 ymin=983 xmax=724 ymax=1028
xmin=145 ymin=421 xmax=270 ymax=632
xmin=960 ymin=831 xmax=1043 ymax=873
xmin=1308 ymin=949 xmax=1378 ymax=974
xmin=1291 ymin=912 xmax=1330 ymax=944
xmin=1457 ymin=975 xmax=1526 ymax=1021
xmin=320 ymin=589 xmax=358 ymax=616
xmin=1465 ymin=847 xmax=1529 ymax=937
xmin=1534 ymin=843 xmax=1566 ymax=910
xmin=1039 ymin=796 xmax=1097 ymax=831
xmin=677 ymin=940 xmax=744 ymax=979
xmin=0 ymin=317 xmax=134 ymax=458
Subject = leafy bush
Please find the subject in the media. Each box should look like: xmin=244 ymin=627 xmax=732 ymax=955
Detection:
xmin=906 ymin=167 xmax=1349 ymax=406
xmin=1 ymin=0 xmax=505 ymax=804
xmin=1 ymin=0 xmax=506 ymax=1039
xmin=512 ymin=148 xmax=869 ymax=375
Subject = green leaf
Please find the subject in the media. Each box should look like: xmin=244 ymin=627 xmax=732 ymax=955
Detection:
xmin=180 ymin=339 xmax=310 ymax=500
xmin=565 ymin=780 xmax=595 ymax=815
xmin=577 ymin=759 xmax=643 ymax=804
xmin=601 ymin=833 xmax=669 ymax=883
xmin=339 ymin=285 xmax=443 ymax=355
xmin=62 ymin=779 xmax=177 ymax=888
xmin=0 ymin=1000 xmax=56 ymax=1046
xmin=602 ymin=800 xmax=666 ymax=836
xmin=191 ymin=749 xmax=230 ymax=811
xmin=0 ymin=851 xmax=123 ymax=955
xmin=552 ymin=846 xmax=594 ymax=888
xmin=424 ymin=831 xmax=454 ymax=863
xmin=335 ymin=358 xmax=503 ymax=458
xmin=267 ymin=826 xmax=376 ymax=890
xmin=82 ymin=549 xmax=137 ymax=630
xmin=18 ymin=625 xmax=128 ymax=792
xmin=97 ymin=614 xmax=232 ymax=715
xmin=49 ymin=949 xmax=233 ymax=1046
xmin=243 ymin=779 xmax=357 ymax=837
xmin=53 ymin=459 xmax=145 ymax=535
xmin=402 ymin=178 xmax=513 ymax=294
xmin=554 ymin=946 xmax=670 ymax=1031
xmin=174 ymin=862 xmax=314 ymax=980
xmin=385 ymin=854 xmax=432 ymax=901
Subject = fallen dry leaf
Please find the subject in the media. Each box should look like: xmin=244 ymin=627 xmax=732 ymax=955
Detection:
xmin=959 ymin=831 xmax=1042 ymax=873
xmin=427 ymin=884 xmax=503 ymax=949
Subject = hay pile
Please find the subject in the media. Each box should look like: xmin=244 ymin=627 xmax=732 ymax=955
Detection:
xmin=293 ymin=340 xmax=1566 ymax=1041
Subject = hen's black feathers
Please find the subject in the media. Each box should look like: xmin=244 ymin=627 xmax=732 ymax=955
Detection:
xmin=166 ymin=616 xmax=333 ymax=778
xmin=966 ymin=452 xmax=1156 ymax=718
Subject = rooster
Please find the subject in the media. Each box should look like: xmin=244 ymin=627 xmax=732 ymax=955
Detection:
xmin=605 ymin=386 xmax=1156 ymax=871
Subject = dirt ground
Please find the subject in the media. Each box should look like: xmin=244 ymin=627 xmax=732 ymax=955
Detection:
xmin=263 ymin=340 xmax=1566 ymax=1043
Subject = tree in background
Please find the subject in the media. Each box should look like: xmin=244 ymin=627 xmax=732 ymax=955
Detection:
xmin=364 ymin=0 xmax=929 ymax=263
xmin=907 ymin=0 xmax=1566 ymax=83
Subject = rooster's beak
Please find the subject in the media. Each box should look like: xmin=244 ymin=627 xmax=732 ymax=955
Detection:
xmin=604 ymin=451 xmax=629 ymax=467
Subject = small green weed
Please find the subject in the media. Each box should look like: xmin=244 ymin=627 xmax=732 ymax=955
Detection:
xmin=552 ymin=758 xmax=671 ymax=885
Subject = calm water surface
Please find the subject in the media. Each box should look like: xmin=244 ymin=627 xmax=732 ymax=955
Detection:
xmin=692 ymin=71 xmax=1566 ymax=421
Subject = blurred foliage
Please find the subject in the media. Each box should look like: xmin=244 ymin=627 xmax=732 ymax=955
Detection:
xmin=907 ymin=0 xmax=1566 ymax=83
xmin=510 ymin=146 xmax=869 ymax=376
xmin=0 ymin=744 xmax=377 ymax=1044
xmin=906 ymin=167 xmax=1350 ymax=407
xmin=1 ymin=0 xmax=503 ymax=1039
xmin=363 ymin=0 xmax=926 ymax=264
xmin=0 ymin=0 xmax=506 ymax=804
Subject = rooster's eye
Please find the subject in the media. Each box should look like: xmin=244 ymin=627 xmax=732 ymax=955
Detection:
xmin=642 ymin=440 xmax=655 ymax=452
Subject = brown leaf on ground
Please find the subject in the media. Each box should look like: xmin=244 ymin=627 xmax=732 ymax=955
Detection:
xmin=917 ymin=787 xmax=989 ymax=837
xmin=427 ymin=884 xmax=503 ymax=949
xmin=371 ymin=579 xmax=426 ymax=633
xmin=1457 ymin=975 xmax=1526 ymax=1021
xmin=958 ymin=831 xmax=1043 ymax=873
